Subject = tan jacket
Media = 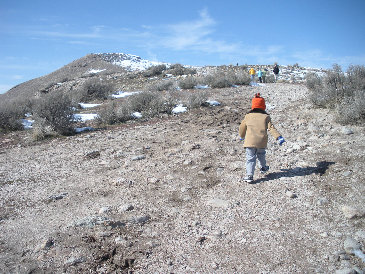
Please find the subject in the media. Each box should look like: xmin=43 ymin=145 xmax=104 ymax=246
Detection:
xmin=239 ymin=110 xmax=281 ymax=148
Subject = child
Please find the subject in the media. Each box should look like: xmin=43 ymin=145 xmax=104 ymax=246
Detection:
xmin=239 ymin=93 xmax=285 ymax=183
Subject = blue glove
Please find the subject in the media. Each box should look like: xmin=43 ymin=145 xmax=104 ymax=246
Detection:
xmin=277 ymin=136 xmax=285 ymax=145
xmin=240 ymin=138 xmax=244 ymax=141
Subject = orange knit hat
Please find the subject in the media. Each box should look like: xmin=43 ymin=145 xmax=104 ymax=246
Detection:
xmin=251 ymin=93 xmax=266 ymax=110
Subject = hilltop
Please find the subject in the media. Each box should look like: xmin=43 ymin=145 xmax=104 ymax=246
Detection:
xmin=1 ymin=74 xmax=365 ymax=272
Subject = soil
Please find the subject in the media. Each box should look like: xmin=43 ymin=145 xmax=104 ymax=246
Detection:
xmin=1 ymin=83 xmax=365 ymax=273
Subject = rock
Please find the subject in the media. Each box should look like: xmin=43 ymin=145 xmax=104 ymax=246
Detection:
xmin=206 ymin=198 xmax=230 ymax=208
xmin=335 ymin=268 xmax=357 ymax=274
xmin=119 ymin=204 xmax=134 ymax=212
xmin=286 ymin=191 xmax=297 ymax=198
xmin=342 ymin=128 xmax=354 ymax=135
xmin=115 ymin=236 xmax=128 ymax=245
xmin=355 ymin=230 xmax=365 ymax=240
xmin=65 ymin=257 xmax=85 ymax=266
xmin=343 ymin=171 xmax=352 ymax=177
xmin=73 ymin=216 xmax=110 ymax=228
xmin=341 ymin=206 xmax=365 ymax=219
xmin=99 ymin=206 xmax=112 ymax=214
xmin=47 ymin=192 xmax=68 ymax=202
xmin=35 ymin=238 xmax=54 ymax=252
xmin=85 ymin=151 xmax=100 ymax=159
xmin=317 ymin=198 xmax=328 ymax=206
xmin=130 ymin=215 xmax=151 ymax=224
xmin=132 ymin=155 xmax=146 ymax=161
xmin=344 ymin=237 xmax=361 ymax=255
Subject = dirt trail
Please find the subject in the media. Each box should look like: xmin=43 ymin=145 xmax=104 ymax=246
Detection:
xmin=1 ymin=83 xmax=365 ymax=273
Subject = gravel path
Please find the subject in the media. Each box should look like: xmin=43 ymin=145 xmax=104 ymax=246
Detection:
xmin=1 ymin=83 xmax=364 ymax=273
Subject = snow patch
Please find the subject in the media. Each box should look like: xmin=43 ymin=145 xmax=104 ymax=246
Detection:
xmin=112 ymin=91 xmax=138 ymax=98
xmin=172 ymin=104 xmax=187 ymax=114
xmin=73 ymin=113 xmax=98 ymax=122
xmin=88 ymin=69 xmax=106 ymax=74
xmin=21 ymin=119 xmax=34 ymax=129
xmin=79 ymin=103 xmax=101 ymax=109
xmin=132 ymin=112 xmax=142 ymax=119
xmin=206 ymin=100 xmax=221 ymax=106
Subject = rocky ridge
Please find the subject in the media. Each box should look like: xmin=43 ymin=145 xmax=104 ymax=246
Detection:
xmin=0 ymin=82 xmax=364 ymax=273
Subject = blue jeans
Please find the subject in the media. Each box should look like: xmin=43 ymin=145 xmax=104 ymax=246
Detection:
xmin=246 ymin=148 xmax=266 ymax=176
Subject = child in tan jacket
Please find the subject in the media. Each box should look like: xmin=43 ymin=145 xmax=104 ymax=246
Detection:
xmin=239 ymin=93 xmax=285 ymax=183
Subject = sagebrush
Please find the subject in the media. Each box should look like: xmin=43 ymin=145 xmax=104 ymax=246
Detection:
xmin=33 ymin=92 xmax=76 ymax=137
xmin=306 ymin=64 xmax=365 ymax=124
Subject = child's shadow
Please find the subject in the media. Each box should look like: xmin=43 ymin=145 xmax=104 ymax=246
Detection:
xmin=252 ymin=161 xmax=335 ymax=184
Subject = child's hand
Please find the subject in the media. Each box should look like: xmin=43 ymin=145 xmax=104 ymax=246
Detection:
xmin=277 ymin=136 xmax=285 ymax=145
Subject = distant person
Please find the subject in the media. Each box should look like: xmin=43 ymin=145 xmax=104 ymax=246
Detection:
xmin=239 ymin=93 xmax=285 ymax=183
xmin=262 ymin=68 xmax=268 ymax=83
xmin=273 ymin=63 xmax=279 ymax=82
xmin=257 ymin=68 xmax=263 ymax=83
xmin=249 ymin=67 xmax=256 ymax=82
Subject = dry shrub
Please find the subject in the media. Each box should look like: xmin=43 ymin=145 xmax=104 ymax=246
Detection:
xmin=97 ymin=101 xmax=132 ymax=125
xmin=78 ymin=79 xmax=114 ymax=101
xmin=187 ymin=91 xmax=208 ymax=108
xmin=143 ymin=64 xmax=167 ymax=77
xmin=33 ymin=91 xmax=76 ymax=137
xmin=148 ymin=80 xmax=175 ymax=91
xmin=0 ymin=98 xmax=31 ymax=132
xmin=307 ymin=64 xmax=365 ymax=125
xmin=179 ymin=76 xmax=198 ymax=89
xmin=167 ymin=64 xmax=197 ymax=76
xmin=128 ymin=91 xmax=171 ymax=117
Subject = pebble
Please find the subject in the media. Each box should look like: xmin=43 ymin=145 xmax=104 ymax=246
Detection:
xmin=73 ymin=216 xmax=110 ymax=228
xmin=120 ymin=204 xmax=134 ymax=212
xmin=65 ymin=257 xmax=85 ymax=266
xmin=132 ymin=155 xmax=146 ymax=161
xmin=317 ymin=198 xmax=328 ymax=206
xmin=342 ymin=128 xmax=354 ymax=135
xmin=344 ymin=237 xmax=361 ymax=255
xmin=341 ymin=205 xmax=365 ymax=219
xmin=286 ymin=191 xmax=297 ymax=198
xmin=206 ymin=198 xmax=230 ymax=209
xmin=48 ymin=192 xmax=68 ymax=202
xmin=130 ymin=215 xmax=151 ymax=224
xmin=99 ymin=206 xmax=112 ymax=214
xmin=335 ymin=268 xmax=357 ymax=274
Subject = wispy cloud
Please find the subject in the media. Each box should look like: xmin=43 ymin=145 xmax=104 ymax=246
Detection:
xmin=159 ymin=9 xmax=242 ymax=55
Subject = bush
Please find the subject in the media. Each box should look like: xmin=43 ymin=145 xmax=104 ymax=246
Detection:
xmin=306 ymin=64 xmax=365 ymax=125
xmin=143 ymin=64 xmax=167 ymax=77
xmin=97 ymin=101 xmax=132 ymax=125
xmin=0 ymin=99 xmax=29 ymax=131
xmin=33 ymin=92 xmax=76 ymax=136
xmin=179 ymin=76 xmax=198 ymax=89
xmin=148 ymin=80 xmax=175 ymax=91
xmin=203 ymin=73 xmax=232 ymax=88
xmin=128 ymin=91 xmax=171 ymax=117
xmin=167 ymin=63 xmax=197 ymax=76
xmin=336 ymin=90 xmax=365 ymax=125
xmin=78 ymin=79 xmax=114 ymax=101
xmin=187 ymin=91 xmax=208 ymax=108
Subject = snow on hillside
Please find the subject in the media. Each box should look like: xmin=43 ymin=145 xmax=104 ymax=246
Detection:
xmin=96 ymin=53 xmax=169 ymax=71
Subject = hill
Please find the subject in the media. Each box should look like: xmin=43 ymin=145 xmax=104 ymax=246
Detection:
xmin=1 ymin=80 xmax=364 ymax=273
xmin=1 ymin=53 xmax=326 ymax=102
xmin=0 ymin=53 xmax=167 ymax=100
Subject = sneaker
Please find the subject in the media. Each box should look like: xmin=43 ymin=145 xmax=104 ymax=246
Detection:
xmin=243 ymin=175 xmax=254 ymax=183
xmin=260 ymin=166 xmax=269 ymax=174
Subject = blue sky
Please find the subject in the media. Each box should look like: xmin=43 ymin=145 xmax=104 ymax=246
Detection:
xmin=1 ymin=0 xmax=365 ymax=94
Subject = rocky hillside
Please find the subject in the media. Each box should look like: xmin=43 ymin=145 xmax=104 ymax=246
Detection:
xmin=1 ymin=53 xmax=327 ymax=101
xmin=1 ymin=82 xmax=364 ymax=273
